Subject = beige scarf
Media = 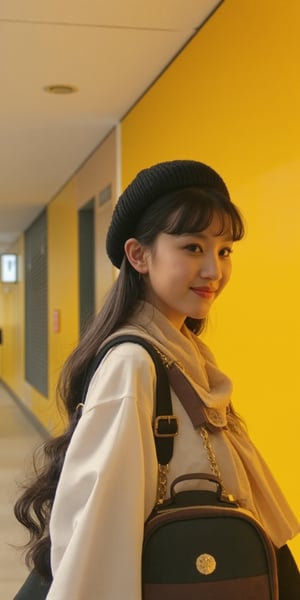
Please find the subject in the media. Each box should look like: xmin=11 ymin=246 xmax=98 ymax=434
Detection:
xmin=110 ymin=301 xmax=300 ymax=547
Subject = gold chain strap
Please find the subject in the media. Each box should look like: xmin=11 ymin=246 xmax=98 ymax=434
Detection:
xmin=199 ymin=425 xmax=235 ymax=502
xmin=153 ymin=346 xmax=170 ymax=368
xmin=199 ymin=426 xmax=223 ymax=482
xmin=156 ymin=464 xmax=169 ymax=505
xmin=157 ymin=428 xmax=235 ymax=505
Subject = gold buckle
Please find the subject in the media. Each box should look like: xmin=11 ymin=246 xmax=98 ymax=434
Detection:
xmin=154 ymin=415 xmax=178 ymax=438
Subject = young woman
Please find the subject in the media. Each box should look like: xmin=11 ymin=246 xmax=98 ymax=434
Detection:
xmin=15 ymin=160 xmax=300 ymax=599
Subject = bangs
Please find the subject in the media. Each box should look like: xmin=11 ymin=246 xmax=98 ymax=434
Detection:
xmin=162 ymin=187 xmax=245 ymax=241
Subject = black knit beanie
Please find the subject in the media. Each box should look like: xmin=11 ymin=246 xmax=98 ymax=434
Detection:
xmin=106 ymin=159 xmax=231 ymax=268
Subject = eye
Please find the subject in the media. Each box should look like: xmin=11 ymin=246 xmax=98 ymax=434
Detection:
xmin=219 ymin=246 xmax=233 ymax=258
xmin=185 ymin=244 xmax=202 ymax=254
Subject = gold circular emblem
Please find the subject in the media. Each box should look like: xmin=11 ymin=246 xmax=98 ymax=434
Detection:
xmin=195 ymin=553 xmax=216 ymax=575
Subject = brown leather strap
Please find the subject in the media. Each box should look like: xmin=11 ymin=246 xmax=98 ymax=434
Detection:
xmin=167 ymin=363 xmax=220 ymax=433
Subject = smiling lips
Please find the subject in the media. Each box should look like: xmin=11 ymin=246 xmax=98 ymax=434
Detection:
xmin=190 ymin=287 xmax=217 ymax=299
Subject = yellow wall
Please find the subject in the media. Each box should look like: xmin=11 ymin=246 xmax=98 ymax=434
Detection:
xmin=47 ymin=177 xmax=79 ymax=434
xmin=0 ymin=237 xmax=25 ymax=398
xmin=121 ymin=0 xmax=300 ymax=562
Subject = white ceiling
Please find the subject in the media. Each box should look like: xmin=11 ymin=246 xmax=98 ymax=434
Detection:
xmin=0 ymin=0 xmax=221 ymax=253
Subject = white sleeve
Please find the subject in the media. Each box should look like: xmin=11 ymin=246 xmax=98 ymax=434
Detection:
xmin=46 ymin=343 xmax=158 ymax=600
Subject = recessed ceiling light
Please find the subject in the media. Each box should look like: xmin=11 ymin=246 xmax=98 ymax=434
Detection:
xmin=43 ymin=84 xmax=78 ymax=95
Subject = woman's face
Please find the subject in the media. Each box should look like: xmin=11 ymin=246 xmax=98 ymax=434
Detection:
xmin=143 ymin=214 xmax=233 ymax=329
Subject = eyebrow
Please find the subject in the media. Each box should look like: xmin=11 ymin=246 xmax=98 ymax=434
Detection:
xmin=182 ymin=232 xmax=234 ymax=242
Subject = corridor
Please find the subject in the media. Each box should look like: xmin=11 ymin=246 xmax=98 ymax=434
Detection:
xmin=0 ymin=384 xmax=45 ymax=599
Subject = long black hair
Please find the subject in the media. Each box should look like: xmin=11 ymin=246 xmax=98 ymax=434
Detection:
xmin=14 ymin=187 xmax=245 ymax=578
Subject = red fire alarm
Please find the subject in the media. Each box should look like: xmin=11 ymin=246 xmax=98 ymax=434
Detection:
xmin=53 ymin=309 xmax=61 ymax=333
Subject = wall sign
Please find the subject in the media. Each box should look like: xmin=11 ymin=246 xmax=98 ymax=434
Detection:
xmin=1 ymin=253 xmax=18 ymax=283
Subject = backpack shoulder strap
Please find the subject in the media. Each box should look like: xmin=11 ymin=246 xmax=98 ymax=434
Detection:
xmin=81 ymin=334 xmax=178 ymax=466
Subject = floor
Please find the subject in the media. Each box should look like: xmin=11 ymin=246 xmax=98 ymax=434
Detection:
xmin=0 ymin=383 xmax=45 ymax=599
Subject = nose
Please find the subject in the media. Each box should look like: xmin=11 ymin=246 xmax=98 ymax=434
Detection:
xmin=199 ymin=253 xmax=222 ymax=281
